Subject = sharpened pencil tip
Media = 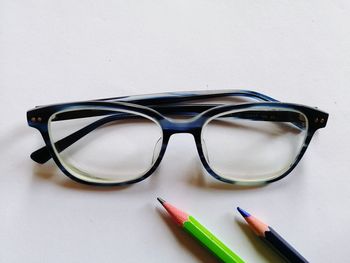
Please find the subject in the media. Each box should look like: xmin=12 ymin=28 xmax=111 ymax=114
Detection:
xmin=157 ymin=197 xmax=165 ymax=205
xmin=237 ymin=207 xmax=250 ymax=218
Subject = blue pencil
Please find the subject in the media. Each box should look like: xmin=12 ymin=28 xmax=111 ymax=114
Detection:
xmin=237 ymin=207 xmax=308 ymax=263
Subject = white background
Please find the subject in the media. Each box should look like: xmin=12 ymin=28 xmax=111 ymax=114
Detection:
xmin=1 ymin=1 xmax=349 ymax=262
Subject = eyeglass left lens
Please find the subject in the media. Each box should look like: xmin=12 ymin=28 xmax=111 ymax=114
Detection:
xmin=201 ymin=107 xmax=308 ymax=183
xmin=48 ymin=107 xmax=163 ymax=184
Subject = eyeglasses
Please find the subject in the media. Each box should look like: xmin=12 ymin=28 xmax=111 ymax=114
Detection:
xmin=27 ymin=90 xmax=328 ymax=186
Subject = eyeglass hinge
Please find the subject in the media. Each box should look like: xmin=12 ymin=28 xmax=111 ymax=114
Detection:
xmin=31 ymin=117 xmax=42 ymax=122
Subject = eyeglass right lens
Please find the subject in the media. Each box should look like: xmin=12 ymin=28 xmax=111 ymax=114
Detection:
xmin=48 ymin=108 xmax=163 ymax=184
xmin=201 ymin=108 xmax=308 ymax=183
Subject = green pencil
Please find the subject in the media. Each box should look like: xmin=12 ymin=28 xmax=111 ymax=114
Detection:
xmin=157 ymin=198 xmax=245 ymax=263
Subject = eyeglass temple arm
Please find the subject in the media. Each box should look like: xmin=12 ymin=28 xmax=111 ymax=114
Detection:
xmin=31 ymin=112 xmax=137 ymax=164
xmin=30 ymin=107 xmax=304 ymax=164
xmin=96 ymin=89 xmax=279 ymax=105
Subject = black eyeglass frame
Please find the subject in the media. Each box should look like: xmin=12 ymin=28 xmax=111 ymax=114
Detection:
xmin=27 ymin=90 xmax=328 ymax=186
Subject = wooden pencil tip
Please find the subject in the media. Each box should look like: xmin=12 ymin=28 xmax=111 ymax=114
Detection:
xmin=157 ymin=197 xmax=166 ymax=205
xmin=237 ymin=207 xmax=250 ymax=218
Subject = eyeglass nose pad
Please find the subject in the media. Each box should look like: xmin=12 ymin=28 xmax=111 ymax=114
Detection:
xmin=201 ymin=139 xmax=210 ymax=164
xmin=151 ymin=137 xmax=163 ymax=164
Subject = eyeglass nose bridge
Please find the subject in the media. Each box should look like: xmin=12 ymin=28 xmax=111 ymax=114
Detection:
xmin=161 ymin=118 xmax=203 ymax=136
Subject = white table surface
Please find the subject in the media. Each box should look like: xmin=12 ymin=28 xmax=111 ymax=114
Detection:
xmin=1 ymin=1 xmax=349 ymax=262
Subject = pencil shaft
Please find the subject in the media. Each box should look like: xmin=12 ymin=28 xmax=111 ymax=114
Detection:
xmin=265 ymin=227 xmax=308 ymax=263
xmin=184 ymin=216 xmax=245 ymax=263
xmin=237 ymin=207 xmax=308 ymax=263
